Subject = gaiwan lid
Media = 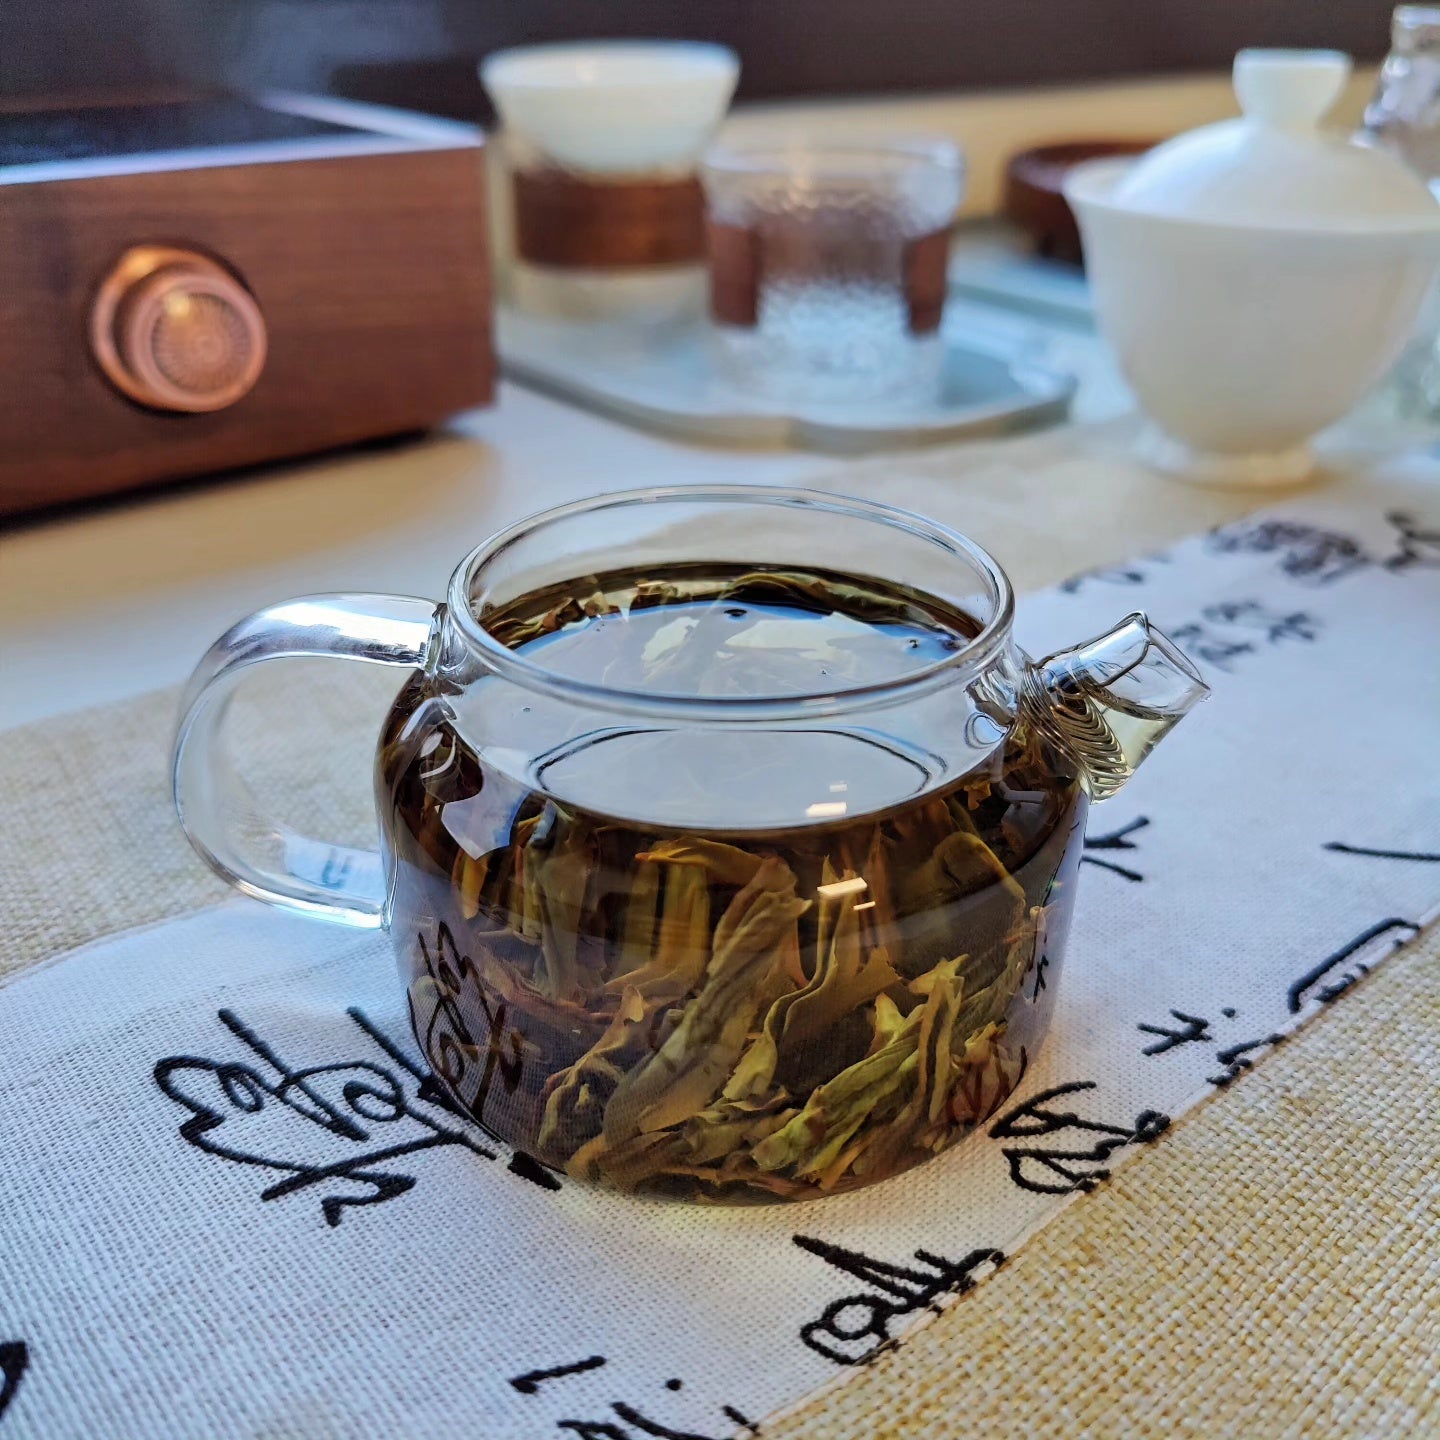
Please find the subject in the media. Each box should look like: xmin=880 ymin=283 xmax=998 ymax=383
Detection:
xmin=1113 ymin=48 xmax=1440 ymax=231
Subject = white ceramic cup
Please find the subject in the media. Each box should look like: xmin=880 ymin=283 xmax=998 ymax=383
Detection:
xmin=481 ymin=41 xmax=740 ymax=321
xmin=480 ymin=40 xmax=739 ymax=174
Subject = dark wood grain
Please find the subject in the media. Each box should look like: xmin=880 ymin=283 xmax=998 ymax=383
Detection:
xmin=513 ymin=168 xmax=704 ymax=269
xmin=705 ymin=219 xmax=951 ymax=334
xmin=706 ymin=220 xmax=759 ymax=328
xmin=903 ymin=229 xmax=950 ymax=334
xmin=1004 ymin=140 xmax=1159 ymax=265
xmin=0 ymin=139 xmax=494 ymax=516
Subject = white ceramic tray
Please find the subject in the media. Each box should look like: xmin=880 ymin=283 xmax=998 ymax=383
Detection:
xmin=496 ymin=302 xmax=1077 ymax=453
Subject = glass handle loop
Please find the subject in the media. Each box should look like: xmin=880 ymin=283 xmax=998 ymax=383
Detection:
xmin=171 ymin=593 xmax=439 ymax=929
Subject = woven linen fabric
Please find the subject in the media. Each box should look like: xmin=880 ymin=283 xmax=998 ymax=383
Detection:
xmin=0 ymin=467 xmax=1436 ymax=1437
xmin=765 ymin=919 xmax=1440 ymax=1440
xmin=0 ymin=660 xmax=404 ymax=981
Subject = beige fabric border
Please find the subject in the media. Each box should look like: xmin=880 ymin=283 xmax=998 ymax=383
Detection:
xmin=2 ymin=417 xmax=1435 ymax=1436
xmin=0 ymin=664 xmax=396 ymax=981
xmin=1 ymin=685 xmax=225 ymax=977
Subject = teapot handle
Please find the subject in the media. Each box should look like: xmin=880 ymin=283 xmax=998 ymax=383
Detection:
xmin=171 ymin=594 xmax=440 ymax=929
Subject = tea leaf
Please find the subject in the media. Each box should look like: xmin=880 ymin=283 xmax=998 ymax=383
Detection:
xmin=568 ymin=1129 xmax=678 ymax=1189
xmin=628 ymin=579 xmax=683 ymax=612
xmin=602 ymin=862 xmax=808 ymax=1142
xmin=945 ymin=1021 xmax=1024 ymax=1127
xmin=750 ymin=1007 xmax=924 ymax=1179
xmin=635 ymin=837 xmax=767 ymax=888
xmin=867 ymin=991 xmax=908 ymax=1053
xmin=722 ymin=862 xmax=898 ymax=1106
xmin=603 ymin=862 xmax=710 ymax=1003
xmin=610 ymin=859 xmax=661 ymax=980
xmin=538 ymin=985 xmax=648 ymax=1157
xmin=511 ymin=815 xmax=547 ymax=944
xmin=472 ymin=941 xmax=602 ymax=1036
xmin=720 ymin=1020 xmax=785 ymax=1104
xmin=451 ymin=849 xmax=491 ymax=922
xmin=535 ymin=821 xmax=599 ymax=1003
xmin=676 ymin=1090 xmax=795 ymax=1166
xmin=487 ymin=588 xmax=619 ymax=649
xmin=778 ymin=875 xmax=901 ymax=1066
xmin=859 ymin=824 xmax=897 ymax=946
xmin=836 ymin=955 xmax=969 ymax=1180
xmin=911 ymin=956 xmax=967 ymax=1126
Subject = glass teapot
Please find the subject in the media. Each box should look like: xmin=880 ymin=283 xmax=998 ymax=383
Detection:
xmin=173 ymin=487 xmax=1206 ymax=1203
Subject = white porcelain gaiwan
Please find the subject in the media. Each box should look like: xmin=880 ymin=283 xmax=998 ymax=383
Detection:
xmin=1067 ymin=48 xmax=1440 ymax=487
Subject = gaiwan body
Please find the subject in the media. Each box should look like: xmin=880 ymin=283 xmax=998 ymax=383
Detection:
xmin=1068 ymin=48 xmax=1440 ymax=487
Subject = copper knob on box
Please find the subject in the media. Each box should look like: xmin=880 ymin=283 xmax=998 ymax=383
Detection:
xmin=90 ymin=245 xmax=267 ymax=413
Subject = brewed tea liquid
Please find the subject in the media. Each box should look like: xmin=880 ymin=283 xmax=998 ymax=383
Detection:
xmin=378 ymin=564 xmax=1087 ymax=1202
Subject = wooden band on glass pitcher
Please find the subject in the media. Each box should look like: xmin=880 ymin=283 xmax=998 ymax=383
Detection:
xmin=512 ymin=167 xmax=706 ymax=269
xmin=706 ymin=221 xmax=951 ymax=334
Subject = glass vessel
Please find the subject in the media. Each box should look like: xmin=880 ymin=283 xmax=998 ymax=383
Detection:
xmin=1363 ymin=8 xmax=1440 ymax=420
xmin=1364 ymin=6 xmax=1440 ymax=176
xmin=172 ymin=487 xmax=1206 ymax=1204
xmin=700 ymin=138 xmax=964 ymax=403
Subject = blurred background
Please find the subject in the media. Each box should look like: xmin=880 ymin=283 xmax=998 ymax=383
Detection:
xmin=5 ymin=0 xmax=1395 ymax=115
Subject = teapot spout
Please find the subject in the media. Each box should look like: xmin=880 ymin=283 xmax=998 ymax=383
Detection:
xmin=1025 ymin=612 xmax=1209 ymax=799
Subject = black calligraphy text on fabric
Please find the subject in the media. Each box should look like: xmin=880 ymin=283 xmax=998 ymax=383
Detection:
xmin=1383 ymin=510 xmax=1440 ymax=570
xmin=988 ymin=1081 xmax=1169 ymax=1196
xmin=1137 ymin=1009 xmax=1212 ymax=1056
xmin=413 ymin=921 xmax=526 ymax=1135
xmin=1324 ymin=841 xmax=1440 ymax=864
xmin=1286 ymin=917 xmax=1423 ymax=1015
xmin=0 ymin=1344 xmax=28 ymax=1426
xmin=507 ymin=1360 xmax=756 ymax=1440
xmin=153 ymin=1007 xmax=503 ymax=1226
xmin=1206 ymin=509 xmax=1440 ymax=581
xmin=792 ymin=1235 xmax=1005 ymax=1366
xmin=1206 ymin=517 xmax=1370 ymax=584
xmin=1081 ymin=815 xmax=1149 ymax=883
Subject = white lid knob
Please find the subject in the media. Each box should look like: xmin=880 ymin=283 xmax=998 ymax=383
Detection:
xmin=1091 ymin=45 xmax=1440 ymax=231
xmin=1233 ymin=48 xmax=1351 ymax=132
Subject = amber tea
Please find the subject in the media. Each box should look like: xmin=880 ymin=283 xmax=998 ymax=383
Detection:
xmin=377 ymin=563 xmax=1087 ymax=1202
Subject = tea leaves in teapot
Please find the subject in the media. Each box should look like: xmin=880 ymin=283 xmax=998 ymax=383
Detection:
xmin=379 ymin=564 xmax=1086 ymax=1202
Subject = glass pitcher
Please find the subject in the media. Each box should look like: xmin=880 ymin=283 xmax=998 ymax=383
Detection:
xmin=173 ymin=487 xmax=1207 ymax=1204
xmin=1362 ymin=7 xmax=1440 ymax=421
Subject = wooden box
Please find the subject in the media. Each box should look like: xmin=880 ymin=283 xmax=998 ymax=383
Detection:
xmin=0 ymin=93 xmax=494 ymax=518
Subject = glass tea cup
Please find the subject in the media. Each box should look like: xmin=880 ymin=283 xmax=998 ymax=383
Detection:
xmin=172 ymin=487 xmax=1206 ymax=1205
xmin=700 ymin=137 xmax=964 ymax=403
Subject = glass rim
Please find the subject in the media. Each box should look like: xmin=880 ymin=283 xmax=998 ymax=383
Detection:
xmin=701 ymin=134 xmax=964 ymax=183
xmin=446 ymin=484 xmax=1014 ymax=721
